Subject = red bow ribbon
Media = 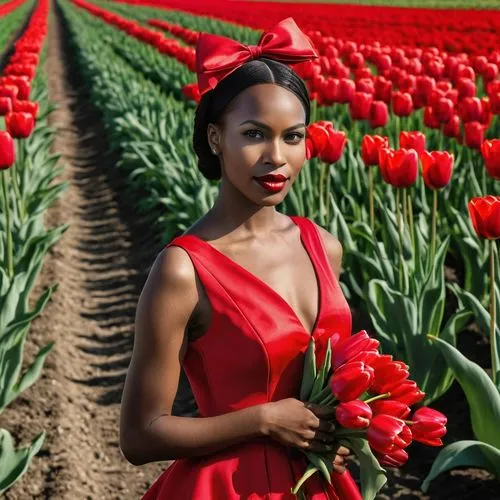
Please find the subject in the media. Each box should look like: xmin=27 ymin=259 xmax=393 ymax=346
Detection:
xmin=195 ymin=17 xmax=319 ymax=96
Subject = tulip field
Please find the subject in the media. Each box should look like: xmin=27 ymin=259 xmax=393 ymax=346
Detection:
xmin=0 ymin=0 xmax=499 ymax=497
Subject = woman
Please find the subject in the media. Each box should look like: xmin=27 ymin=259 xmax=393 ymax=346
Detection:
xmin=120 ymin=18 xmax=362 ymax=499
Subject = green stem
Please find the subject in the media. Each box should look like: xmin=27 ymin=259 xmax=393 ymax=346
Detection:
xmin=1 ymin=170 xmax=14 ymax=277
xmin=319 ymin=165 xmax=325 ymax=223
xmin=291 ymin=466 xmax=319 ymax=495
xmin=490 ymin=239 xmax=497 ymax=386
xmin=396 ymin=188 xmax=403 ymax=290
xmin=431 ymin=189 xmax=437 ymax=267
xmin=364 ymin=392 xmax=391 ymax=405
xmin=369 ymin=166 xmax=374 ymax=233
xmin=408 ymin=189 xmax=415 ymax=259
xmin=325 ymin=166 xmax=332 ymax=222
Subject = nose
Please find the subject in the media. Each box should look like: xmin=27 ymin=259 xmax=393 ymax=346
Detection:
xmin=264 ymin=137 xmax=286 ymax=167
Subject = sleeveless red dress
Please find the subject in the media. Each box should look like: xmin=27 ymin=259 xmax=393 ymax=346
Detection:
xmin=142 ymin=215 xmax=362 ymax=500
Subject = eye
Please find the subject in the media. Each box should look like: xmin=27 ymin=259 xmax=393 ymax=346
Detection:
xmin=286 ymin=132 xmax=305 ymax=142
xmin=243 ymin=129 xmax=264 ymax=139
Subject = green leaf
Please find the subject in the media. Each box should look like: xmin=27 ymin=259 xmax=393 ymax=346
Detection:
xmin=429 ymin=335 xmax=500 ymax=448
xmin=338 ymin=437 xmax=387 ymax=500
xmin=300 ymin=338 xmax=316 ymax=401
xmin=421 ymin=440 xmax=500 ymax=493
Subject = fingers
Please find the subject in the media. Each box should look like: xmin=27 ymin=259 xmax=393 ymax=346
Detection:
xmin=315 ymin=419 xmax=336 ymax=433
xmin=336 ymin=445 xmax=351 ymax=456
xmin=305 ymin=402 xmax=336 ymax=420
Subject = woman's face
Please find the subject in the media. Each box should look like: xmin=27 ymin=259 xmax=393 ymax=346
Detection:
xmin=208 ymin=83 xmax=307 ymax=206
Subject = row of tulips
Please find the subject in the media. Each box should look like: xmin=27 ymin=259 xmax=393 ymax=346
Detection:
xmin=0 ymin=0 xmax=34 ymax=60
xmin=62 ymin=0 xmax=500 ymax=492
xmin=111 ymin=0 xmax=500 ymax=57
xmin=0 ymin=0 xmax=26 ymax=16
xmin=0 ymin=0 xmax=68 ymax=493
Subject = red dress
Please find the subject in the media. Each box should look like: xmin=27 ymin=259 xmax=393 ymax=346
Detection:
xmin=142 ymin=215 xmax=362 ymax=500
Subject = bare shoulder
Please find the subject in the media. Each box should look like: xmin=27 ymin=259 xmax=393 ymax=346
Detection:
xmin=309 ymin=220 xmax=343 ymax=280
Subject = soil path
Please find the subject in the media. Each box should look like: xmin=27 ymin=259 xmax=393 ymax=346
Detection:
xmin=1 ymin=5 xmax=170 ymax=499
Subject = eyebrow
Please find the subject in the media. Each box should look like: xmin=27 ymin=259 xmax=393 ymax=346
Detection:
xmin=238 ymin=120 xmax=306 ymax=131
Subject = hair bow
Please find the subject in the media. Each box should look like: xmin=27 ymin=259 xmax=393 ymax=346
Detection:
xmin=195 ymin=17 xmax=319 ymax=96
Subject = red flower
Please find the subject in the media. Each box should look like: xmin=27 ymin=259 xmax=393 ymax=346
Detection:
xmin=443 ymin=114 xmax=461 ymax=139
xmin=459 ymin=97 xmax=483 ymax=123
xmin=0 ymin=97 xmax=12 ymax=116
xmin=319 ymin=129 xmax=347 ymax=164
xmin=361 ymin=135 xmax=389 ymax=166
xmin=0 ymin=85 xmax=19 ymax=102
xmin=375 ymin=448 xmax=409 ymax=467
xmin=369 ymin=400 xmax=411 ymax=419
xmin=306 ymin=123 xmax=330 ymax=159
xmin=329 ymin=361 xmax=374 ymax=402
xmin=0 ymin=76 xmax=31 ymax=100
xmin=481 ymin=140 xmax=500 ymax=180
xmin=12 ymin=100 xmax=39 ymax=118
xmin=420 ymin=151 xmax=454 ymax=190
xmin=464 ymin=121 xmax=484 ymax=150
xmin=391 ymin=91 xmax=413 ymax=117
xmin=330 ymin=329 xmax=380 ymax=370
xmin=349 ymin=91 xmax=373 ymax=120
xmin=5 ymin=111 xmax=35 ymax=139
xmin=335 ymin=400 xmax=372 ymax=429
xmin=433 ymin=97 xmax=454 ymax=123
xmin=410 ymin=407 xmax=447 ymax=446
xmin=368 ymin=414 xmax=412 ymax=455
xmin=468 ymin=195 xmax=500 ymax=240
xmin=370 ymin=355 xmax=410 ymax=394
xmin=378 ymin=148 xmax=418 ymax=188
xmin=338 ymin=78 xmax=355 ymax=103
xmin=399 ymin=131 xmax=426 ymax=155
xmin=456 ymin=78 xmax=476 ymax=99
xmin=389 ymin=380 xmax=425 ymax=406
xmin=374 ymin=76 xmax=392 ymax=103
xmin=0 ymin=131 xmax=15 ymax=170
xmin=181 ymin=83 xmax=200 ymax=103
xmin=369 ymin=100 xmax=388 ymax=129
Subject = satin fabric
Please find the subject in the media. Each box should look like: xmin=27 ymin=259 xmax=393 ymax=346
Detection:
xmin=196 ymin=17 xmax=319 ymax=96
xmin=142 ymin=215 xmax=362 ymax=499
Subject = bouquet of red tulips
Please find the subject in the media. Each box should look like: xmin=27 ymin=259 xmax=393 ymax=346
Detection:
xmin=291 ymin=330 xmax=447 ymax=499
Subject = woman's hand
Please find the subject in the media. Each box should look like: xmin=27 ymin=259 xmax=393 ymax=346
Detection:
xmin=260 ymin=399 xmax=352 ymax=473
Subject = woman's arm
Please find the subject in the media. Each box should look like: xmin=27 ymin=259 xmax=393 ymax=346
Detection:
xmin=119 ymin=245 xmax=268 ymax=466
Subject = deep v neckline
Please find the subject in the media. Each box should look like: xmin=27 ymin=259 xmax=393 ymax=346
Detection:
xmin=184 ymin=215 xmax=323 ymax=337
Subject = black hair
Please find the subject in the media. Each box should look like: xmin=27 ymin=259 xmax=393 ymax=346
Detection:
xmin=193 ymin=57 xmax=311 ymax=181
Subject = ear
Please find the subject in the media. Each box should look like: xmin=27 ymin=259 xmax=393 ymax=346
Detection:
xmin=207 ymin=123 xmax=221 ymax=153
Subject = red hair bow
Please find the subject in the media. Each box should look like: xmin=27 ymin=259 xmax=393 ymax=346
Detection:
xmin=195 ymin=17 xmax=319 ymax=96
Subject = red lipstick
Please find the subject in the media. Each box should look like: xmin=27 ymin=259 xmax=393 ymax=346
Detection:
xmin=253 ymin=173 xmax=289 ymax=193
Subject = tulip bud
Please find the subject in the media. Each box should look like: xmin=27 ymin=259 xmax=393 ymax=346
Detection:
xmin=367 ymin=414 xmax=412 ymax=455
xmin=464 ymin=121 xmax=484 ymax=149
xmin=12 ymin=100 xmax=39 ymax=118
xmin=335 ymin=400 xmax=372 ymax=429
xmin=399 ymin=131 xmax=426 ymax=155
xmin=375 ymin=448 xmax=409 ymax=467
xmin=369 ymin=101 xmax=389 ymax=129
xmin=5 ymin=111 xmax=35 ymax=139
xmin=468 ymin=195 xmax=500 ymax=240
xmin=319 ymin=129 xmax=347 ymax=164
xmin=350 ymin=91 xmax=373 ymax=120
xmin=420 ymin=151 xmax=454 ymax=190
xmin=330 ymin=361 xmax=374 ymax=402
xmin=391 ymin=91 xmax=413 ymax=117
xmin=389 ymin=380 xmax=425 ymax=406
xmin=378 ymin=148 xmax=419 ymax=188
xmin=330 ymin=329 xmax=380 ymax=370
xmin=481 ymin=140 xmax=500 ymax=180
xmin=369 ymin=399 xmax=411 ymax=419
xmin=409 ymin=407 xmax=447 ymax=446
xmin=370 ymin=356 xmax=410 ymax=394
xmin=0 ymin=97 xmax=13 ymax=116
xmin=0 ymin=131 xmax=15 ymax=170
xmin=361 ymin=135 xmax=389 ymax=166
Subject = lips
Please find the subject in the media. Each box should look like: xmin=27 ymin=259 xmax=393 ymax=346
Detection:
xmin=254 ymin=174 xmax=289 ymax=182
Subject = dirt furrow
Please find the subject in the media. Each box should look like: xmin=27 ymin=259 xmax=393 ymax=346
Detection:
xmin=1 ymin=5 xmax=171 ymax=499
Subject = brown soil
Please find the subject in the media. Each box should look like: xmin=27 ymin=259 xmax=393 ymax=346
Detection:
xmin=1 ymin=4 xmax=499 ymax=500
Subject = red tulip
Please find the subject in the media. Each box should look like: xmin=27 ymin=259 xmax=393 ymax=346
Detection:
xmin=335 ymin=400 xmax=372 ymax=429
xmin=374 ymin=76 xmax=392 ymax=103
xmin=0 ymin=77 xmax=30 ymax=100
xmin=5 ymin=112 xmax=35 ymax=139
xmin=443 ymin=114 xmax=461 ymax=139
xmin=423 ymin=106 xmax=440 ymax=129
xmin=409 ymin=407 xmax=447 ymax=446
xmin=319 ymin=129 xmax=347 ymax=164
xmin=361 ymin=135 xmax=389 ymax=166
xmin=389 ymin=380 xmax=425 ymax=406
xmin=0 ymin=131 xmax=15 ymax=170
xmin=0 ymin=97 xmax=12 ymax=116
xmin=378 ymin=148 xmax=418 ymax=188
xmin=420 ymin=151 xmax=454 ymax=190
xmin=459 ymin=97 xmax=483 ymax=123
xmin=330 ymin=329 xmax=380 ymax=370
xmin=367 ymin=414 xmax=412 ymax=455
xmin=391 ymin=91 xmax=413 ymax=117
xmin=464 ymin=121 xmax=484 ymax=149
xmin=456 ymin=78 xmax=476 ymax=99
xmin=181 ymin=83 xmax=200 ymax=103
xmin=375 ymin=448 xmax=409 ymax=467
xmin=337 ymin=78 xmax=355 ymax=103
xmin=481 ymin=140 xmax=500 ymax=180
xmin=369 ymin=400 xmax=411 ymax=419
xmin=433 ymin=97 xmax=454 ymax=123
xmin=12 ymin=100 xmax=39 ymax=118
xmin=399 ymin=131 xmax=426 ymax=155
xmin=329 ymin=361 xmax=374 ymax=402
xmin=306 ymin=123 xmax=330 ymax=159
xmin=468 ymin=196 xmax=500 ymax=240
xmin=369 ymin=101 xmax=389 ymax=129
xmin=0 ymin=85 xmax=19 ymax=102
xmin=489 ymin=92 xmax=500 ymax=115
xmin=370 ymin=355 xmax=410 ymax=393
xmin=349 ymin=91 xmax=373 ymax=120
